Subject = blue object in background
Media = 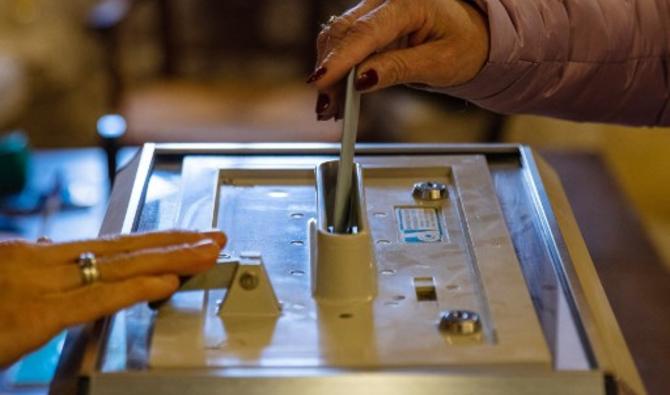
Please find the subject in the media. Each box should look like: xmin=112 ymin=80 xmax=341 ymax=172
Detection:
xmin=0 ymin=131 xmax=30 ymax=197
xmin=4 ymin=332 xmax=66 ymax=387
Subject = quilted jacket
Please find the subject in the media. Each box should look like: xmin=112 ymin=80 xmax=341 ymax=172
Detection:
xmin=444 ymin=0 xmax=670 ymax=126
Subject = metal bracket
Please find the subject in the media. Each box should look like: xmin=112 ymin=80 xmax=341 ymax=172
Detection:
xmin=178 ymin=251 xmax=281 ymax=317
xmin=218 ymin=252 xmax=281 ymax=317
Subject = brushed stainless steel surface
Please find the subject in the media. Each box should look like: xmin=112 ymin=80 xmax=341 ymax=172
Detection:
xmin=146 ymin=154 xmax=548 ymax=370
xmin=490 ymin=163 xmax=592 ymax=370
xmin=519 ymin=148 xmax=602 ymax=365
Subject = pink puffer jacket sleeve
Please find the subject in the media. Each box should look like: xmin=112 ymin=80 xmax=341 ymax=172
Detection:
xmin=442 ymin=0 xmax=670 ymax=126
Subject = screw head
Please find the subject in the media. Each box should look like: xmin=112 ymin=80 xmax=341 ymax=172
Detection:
xmin=438 ymin=310 xmax=481 ymax=335
xmin=239 ymin=271 xmax=259 ymax=290
xmin=412 ymin=181 xmax=448 ymax=201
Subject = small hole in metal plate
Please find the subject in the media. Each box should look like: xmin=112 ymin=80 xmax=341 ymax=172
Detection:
xmin=414 ymin=276 xmax=437 ymax=301
xmin=290 ymin=212 xmax=304 ymax=219
xmin=376 ymin=239 xmax=391 ymax=245
xmin=290 ymin=240 xmax=304 ymax=246
xmin=392 ymin=295 xmax=405 ymax=301
xmin=290 ymin=269 xmax=305 ymax=276
xmin=339 ymin=313 xmax=353 ymax=319
xmin=380 ymin=269 xmax=396 ymax=275
xmin=372 ymin=211 xmax=387 ymax=218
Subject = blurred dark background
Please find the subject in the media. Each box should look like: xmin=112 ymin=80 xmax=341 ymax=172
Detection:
xmin=0 ymin=0 xmax=504 ymax=147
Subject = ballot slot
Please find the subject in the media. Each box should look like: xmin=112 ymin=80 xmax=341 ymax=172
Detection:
xmin=317 ymin=160 xmax=362 ymax=234
xmin=312 ymin=160 xmax=376 ymax=303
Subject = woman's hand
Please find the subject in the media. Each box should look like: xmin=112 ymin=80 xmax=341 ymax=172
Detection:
xmin=0 ymin=230 xmax=226 ymax=368
xmin=308 ymin=0 xmax=489 ymax=120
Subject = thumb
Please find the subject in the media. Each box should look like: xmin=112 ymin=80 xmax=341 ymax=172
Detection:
xmin=354 ymin=42 xmax=452 ymax=92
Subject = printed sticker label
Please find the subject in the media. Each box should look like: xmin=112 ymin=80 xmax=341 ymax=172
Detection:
xmin=396 ymin=207 xmax=444 ymax=243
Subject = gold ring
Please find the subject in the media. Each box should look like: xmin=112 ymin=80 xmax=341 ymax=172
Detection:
xmin=78 ymin=252 xmax=100 ymax=285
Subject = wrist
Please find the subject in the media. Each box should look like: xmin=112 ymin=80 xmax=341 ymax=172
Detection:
xmin=459 ymin=0 xmax=490 ymax=82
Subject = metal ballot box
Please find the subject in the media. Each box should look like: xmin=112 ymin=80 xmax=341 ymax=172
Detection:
xmin=53 ymin=144 xmax=644 ymax=395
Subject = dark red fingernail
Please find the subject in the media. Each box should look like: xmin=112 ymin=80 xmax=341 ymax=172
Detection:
xmin=316 ymin=93 xmax=330 ymax=114
xmin=355 ymin=69 xmax=379 ymax=91
xmin=306 ymin=67 xmax=327 ymax=83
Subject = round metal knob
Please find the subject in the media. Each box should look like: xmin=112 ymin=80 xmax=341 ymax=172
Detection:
xmin=412 ymin=181 xmax=448 ymax=201
xmin=438 ymin=310 xmax=481 ymax=335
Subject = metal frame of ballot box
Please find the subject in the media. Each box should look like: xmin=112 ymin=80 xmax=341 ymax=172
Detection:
xmin=50 ymin=144 xmax=645 ymax=395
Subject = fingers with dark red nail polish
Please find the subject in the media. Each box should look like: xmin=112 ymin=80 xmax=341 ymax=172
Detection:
xmin=355 ymin=69 xmax=379 ymax=91
xmin=316 ymin=93 xmax=330 ymax=114
xmin=306 ymin=67 xmax=327 ymax=83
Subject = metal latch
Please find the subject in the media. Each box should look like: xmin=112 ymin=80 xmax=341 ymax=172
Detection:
xmin=156 ymin=251 xmax=281 ymax=317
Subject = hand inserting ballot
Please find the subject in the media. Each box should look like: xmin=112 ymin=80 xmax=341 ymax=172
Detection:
xmin=307 ymin=0 xmax=489 ymax=120
xmin=0 ymin=230 xmax=226 ymax=368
